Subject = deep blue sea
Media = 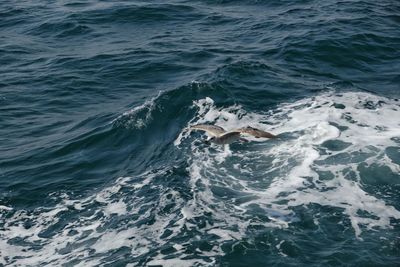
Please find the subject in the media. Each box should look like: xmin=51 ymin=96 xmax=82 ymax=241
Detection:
xmin=1 ymin=0 xmax=400 ymax=266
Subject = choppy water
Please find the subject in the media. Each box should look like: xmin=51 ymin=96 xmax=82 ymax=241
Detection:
xmin=1 ymin=0 xmax=400 ymax=266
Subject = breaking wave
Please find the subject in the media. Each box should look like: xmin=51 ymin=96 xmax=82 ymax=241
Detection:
xmin=1 ymin=90 xmax=399 ymax=266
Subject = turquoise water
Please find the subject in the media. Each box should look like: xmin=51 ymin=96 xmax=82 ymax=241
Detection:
xmin=1 ymin=0 xmax=400 ymax=266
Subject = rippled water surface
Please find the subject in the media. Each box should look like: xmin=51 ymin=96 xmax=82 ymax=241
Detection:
xmin=1 ymin=0 xmax=400 ymax=266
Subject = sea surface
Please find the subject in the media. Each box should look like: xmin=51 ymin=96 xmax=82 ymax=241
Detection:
xmin=1 ymin=0 xmax=400 ymax=266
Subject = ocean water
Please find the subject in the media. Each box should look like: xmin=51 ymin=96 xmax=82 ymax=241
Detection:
xmin=1 ymin=0 xmax=400 ymax=266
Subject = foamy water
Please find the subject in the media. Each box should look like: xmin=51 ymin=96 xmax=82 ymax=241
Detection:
xmin=1 ymin=91 xmax=399 ymax=266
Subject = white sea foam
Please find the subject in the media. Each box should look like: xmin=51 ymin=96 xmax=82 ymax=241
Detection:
xmin=1 ymin=91 xmax=399 ymax=266
xmin=0 ymin=205 xmax=12 ymax=211
xmin=176 ymin=90 xmax=400 ymax=242
xmin=112 ymin=91 xmax=162 ymax=129
xmin=104 ymin=199 xmax=127 ymax=216
xmin=0 ymin=168 xmax=187 ymax=266
xmin=147 ymin=258 xmax=205 ymax=267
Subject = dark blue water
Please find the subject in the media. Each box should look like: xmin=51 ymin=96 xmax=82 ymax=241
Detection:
xmin=1 ymin=0 xmax=400 ymax=266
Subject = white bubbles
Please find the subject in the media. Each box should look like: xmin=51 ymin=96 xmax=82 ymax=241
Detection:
xmin=1 ymin=90 xmax=399 ymax=266
xmin=0 ymin=168 xmax=190 ymax=266
xmin=112 ymin=91 xmax=162 ymax=129
xmin=0 ymin=205 xmax=12 ymax=211
xmin=177 ymin=90 xmax=400 ymax=242
xmin=104 ymin=199 xmax=127 ymax=216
